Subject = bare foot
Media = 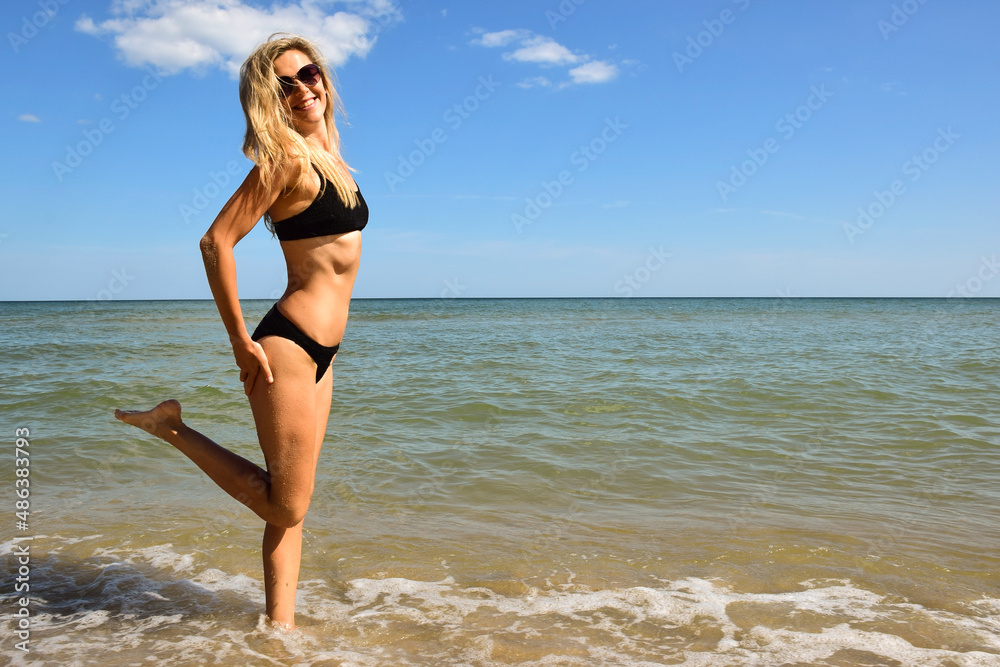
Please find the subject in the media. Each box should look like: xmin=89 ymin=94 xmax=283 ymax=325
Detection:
xmin=114 ymin=399 xmax=183 ymax=440
xmin=265 ymin=616 xmax=296 ymax=632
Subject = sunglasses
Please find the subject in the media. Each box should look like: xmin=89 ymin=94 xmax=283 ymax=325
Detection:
xmin=276 ymin=63 xmax=321 ymax=97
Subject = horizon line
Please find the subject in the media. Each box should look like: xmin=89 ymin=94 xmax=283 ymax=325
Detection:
xmin=2 ymin=296 xmax=998 ymax=304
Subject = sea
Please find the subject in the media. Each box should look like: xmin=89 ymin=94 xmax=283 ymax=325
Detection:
xmin=1 ymin=298 xmax=998 ymax=666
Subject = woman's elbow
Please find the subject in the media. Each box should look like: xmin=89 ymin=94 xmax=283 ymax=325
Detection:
xmin=199 ymin=233 xmax=218 ymax=255
xmin=199 ymin=234 xmax=220 ymax=268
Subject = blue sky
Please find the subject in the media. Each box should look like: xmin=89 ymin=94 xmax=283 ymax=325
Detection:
xmin=2 ymin=0 xmax=998 ymax=299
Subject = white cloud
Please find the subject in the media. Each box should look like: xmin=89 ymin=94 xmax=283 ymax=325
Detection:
xmin=472 ymin=27 xmax=620 ymax=88
xmin=568 ymin=60 xmax=618 ymax=84
xmin=504 ymin=36 xmax=580 ymax=66
xmin=516 ymin=76 xmax=552 ymax=89
xmin=18 ymin=114 xmax=41 ymax=122
xmin=76 ymin=0 xmax=401 ymax=77
xmin=471 ymin=29 xmax=530 ymax=48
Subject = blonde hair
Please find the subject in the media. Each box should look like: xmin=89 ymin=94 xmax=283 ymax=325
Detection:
xmin=239 ymin=33 xmax=359 ymax=231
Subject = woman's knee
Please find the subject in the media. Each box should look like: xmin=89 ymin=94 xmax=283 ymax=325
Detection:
xmin=270 ymin=494 xmax=311 ymax=528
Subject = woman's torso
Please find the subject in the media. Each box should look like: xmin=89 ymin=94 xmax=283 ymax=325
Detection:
xmin=268 ymin=165 xmax=365 ymax=347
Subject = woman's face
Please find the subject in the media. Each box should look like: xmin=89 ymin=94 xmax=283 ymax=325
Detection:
xmin=273 ymin=49 xmax=326 ymax=129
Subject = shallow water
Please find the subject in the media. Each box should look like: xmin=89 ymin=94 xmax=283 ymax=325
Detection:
xmin=2 ymin=298 xmax=999 ymax=665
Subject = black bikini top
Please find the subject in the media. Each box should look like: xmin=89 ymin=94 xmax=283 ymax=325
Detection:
xmin=272 ymin=169 xmax=368 ymax=242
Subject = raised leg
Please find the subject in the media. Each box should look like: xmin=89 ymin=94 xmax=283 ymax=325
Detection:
xmin=114 ymin=400 xmax=281 ymax=522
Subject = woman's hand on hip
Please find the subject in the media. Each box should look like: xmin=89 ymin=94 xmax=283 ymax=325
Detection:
xmin=232 ymin=336 xmax=274 ymax=396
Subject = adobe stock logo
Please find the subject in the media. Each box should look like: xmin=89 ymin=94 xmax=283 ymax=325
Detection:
xmin=947 ymin=255 xmax=1000 ymax=297
xmin=843 ymin=127 xmax=958 ymax=244
xmin=717 ymin=84 xmax=833 ymax=202
xmin=614 ymin=246 xmax=670 ymax=296
xmin=93 ymin=267 xmax=135 ymax=300
xmin=672 ymin=0 xmax=752 ymax=74
xmin=440 ymin=277 xmax=467 ymax=298
xmin=179 ymin=161 xmax=242 ymax=224
xmin=512 ymin=117 xmax=627 ymax=233
xmin=384 ymin=75 xmax=501 ymax=192
xmin=52 ymin=68 xmax=164 ymax=181
xmin=545 ymin=0 xmax=586 ymax=29
xmin=878 ymin=0 xmax=932 ymax=40
xmin=7 ymin=0 xmax=70 ymax=53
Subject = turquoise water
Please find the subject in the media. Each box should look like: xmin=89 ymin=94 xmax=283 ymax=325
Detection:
xmin=2 ymin=298 xmax=999 ymax=665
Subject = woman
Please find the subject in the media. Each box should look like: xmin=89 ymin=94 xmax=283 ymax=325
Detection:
xmin=114 ymin=34 xmax=367 ymax=629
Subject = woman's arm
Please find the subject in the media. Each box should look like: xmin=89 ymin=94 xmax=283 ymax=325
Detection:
xmin=200 ymin=164 xmax=285 ymax=395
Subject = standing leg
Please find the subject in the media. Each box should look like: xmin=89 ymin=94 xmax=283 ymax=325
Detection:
xmin=262 ymin=522 xmax=303 ymax=627
xmin=249 ymin=340 xmax=334 ymax=628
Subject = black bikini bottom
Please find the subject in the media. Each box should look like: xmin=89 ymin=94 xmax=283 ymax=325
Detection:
xmin=251 ymin=304 xmax=339 ymax=382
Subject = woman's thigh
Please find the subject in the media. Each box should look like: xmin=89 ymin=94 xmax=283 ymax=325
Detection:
xmin=248 ymin=336 xmax=324 ymax=508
